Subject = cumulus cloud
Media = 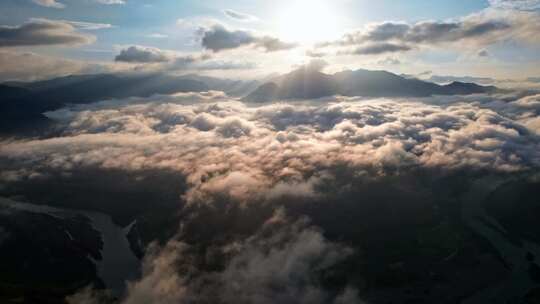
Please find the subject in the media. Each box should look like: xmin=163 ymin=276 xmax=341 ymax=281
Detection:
xmin=199 ymin=24 xmax=297 ymax=53
xmin=3 ymin=89 xmax=540 ymax=304
xmin=224 ymin=9 xmax=259 ymax=22
xmin=1 ymin=92 xmax=539 ymax=207
xmin=0 ymin=18 xmax=95 ymax=47
xmin=320 ymin=9 xmax=540 ymax=55
xmin=112 ymin=45 xmax=255 ymax=72
xmin=115 ymin=46 xmax=173 ymax=63
xmin=32 ymin=0 xmax=65 ymax=9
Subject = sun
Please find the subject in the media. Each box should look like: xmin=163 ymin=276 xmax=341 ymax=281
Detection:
xmin=276 ymin=0 xmax=342 ymax=44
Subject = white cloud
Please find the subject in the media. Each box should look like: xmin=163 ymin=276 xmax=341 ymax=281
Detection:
xmin=2 ymin=93 xmax=539 ymax=206
xmin=223 ymin=9 xmax=259 ymax=22
xmin=32 ymin=0 xmax=65 ymax=9
xmin=95 ymin=0 xmax=126 ymax=4
xmin=146 ymin=33 xmax=168 ymax=39
xmin=0 ymin=18 xmax=96 ymax=47
xmin=319 ymin=8 xmax=540 ymax=55
xmin=63 ymin=20 xmax=113 ymax=30
xmin=489 ymin=0 xmax=540 ymax=11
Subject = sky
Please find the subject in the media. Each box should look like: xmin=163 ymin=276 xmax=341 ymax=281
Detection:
xmin=3 ymin=2 xmax=540 ymax=303
xmin=0 ymin=0 xmax=539 ymax=81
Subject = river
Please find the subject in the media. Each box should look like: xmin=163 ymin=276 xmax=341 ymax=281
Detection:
xmin=461 ymin=178 xmax=540 ymax=303
xmin=0 ymin=197 xmax=140 ymax=296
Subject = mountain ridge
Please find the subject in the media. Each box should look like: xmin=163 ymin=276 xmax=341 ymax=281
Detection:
xmin=244 ymin=67 xmax=498 ymax=102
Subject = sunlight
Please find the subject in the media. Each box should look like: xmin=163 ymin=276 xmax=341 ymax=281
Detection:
xmin=276 ymin=0 xmax=342 ymax=44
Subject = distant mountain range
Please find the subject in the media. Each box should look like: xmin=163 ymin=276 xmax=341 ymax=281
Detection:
xmin=0 ymin=69 xmax=499 ymax=135
xmin=0 ymin=73 xmax=258 ymax=134
xmin=244 ymin=67 xmax=499 ymax=102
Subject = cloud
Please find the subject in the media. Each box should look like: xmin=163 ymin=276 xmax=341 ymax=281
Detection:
xmin=200 ymin=24 xmax=255 ymax=52
xmin=0 ymin=18 xmax=95 ymax=47
xmin=63 ymin=20 xmax=113 ymax=30
xmin=32 ymin=0 xmax=124 ymax=7
xmin=115 ymin=46 xmax=173 ymax=63
xmin=320 ymin=9 xmax=540 ymax=55
xmin=32 ymin=0 xmax=65 ymax=9
xmin=2 ymin=93 xmax=540 ymax=208
xmin=377 ymin=57 xmax=401 ymax=65
xmin=95 ymin=0 xmax=125 ymax=4
xmin=146 ymin=33 xmax=168 ymax=39
xmin=306 ymin=50 xmax=327 ymax=58
xmin=3 ymin=90 xmax=540 ymax=303
xmin=349 ymin=43 xmax=411 ymax=55
xmin=0 ymin=50 xmax=115 ymax=81
xmin=199 ymin=24 xmax=297 ymax=53
xmin=489 ymin=0 xmax=540 ymax=11
xmin=300 ymin=59 xmax=329 ymax=72
xmin=67 ymin=210 xmax=360 ymax=304
xmin=194 ymin=60 xmax=257 ymax=70
xmin=224 ymin=9 xmax=259 ymax=22
xmin=428 ymin=74 xmax=495 ymax=85
xmin=478 ymin=49 xmax=490 ymax=57
xmin=112 ymin=45 xmax=254 ymax=71
xmin=255 ymin=36 xmax=298 ymax=52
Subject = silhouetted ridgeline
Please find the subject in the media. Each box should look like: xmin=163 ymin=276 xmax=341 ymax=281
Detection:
xmin=244 ymin=68 xmax=498 ymax=102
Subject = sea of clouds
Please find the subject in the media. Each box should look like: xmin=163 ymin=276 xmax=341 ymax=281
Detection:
xmin=1 ymin=90 xmax=540 ymax=303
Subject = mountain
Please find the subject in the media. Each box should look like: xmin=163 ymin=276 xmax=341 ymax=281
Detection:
xmin=0 ymin=73 xmax=259 ymax=135
xmin=176 ymin=74 xmax=259 ymax=97
xmin=0 ymin=70 xmax=498 ymax=135
xmin=245 ymin=68 xmax=498 ymax=102
xmin=0 ymin=84 xmax=30 ymax=100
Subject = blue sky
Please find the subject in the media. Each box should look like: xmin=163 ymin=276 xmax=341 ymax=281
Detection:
xmin=0 ymin=0 xmax=539 ymax=80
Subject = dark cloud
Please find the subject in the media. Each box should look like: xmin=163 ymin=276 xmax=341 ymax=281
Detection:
xmin=113 ymin=45 xmax=255 ymax=71
xmin=200 ymin=24 xmax=255 ymax=52
xmin=255 ymin=36 xmax=298 ymax=52
xmin=199 ymin=24 xmax=296 ymax=53
xmin=333 ymin=19 xmax=510 ymax=52
xmin=320 ymin=10 xmax=540 ymax=55
xmin=0 ymin=19 xmax=95 ymax=47
xmin=478 ymin=49 xmax=490 ymax=57
xmin=115 ymin=46 xmax=172 ymax=63
xmin=350 ymin=43 xmax=412 ymax=55
xmin=113 ymin=211 xmax=361 ymax=304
